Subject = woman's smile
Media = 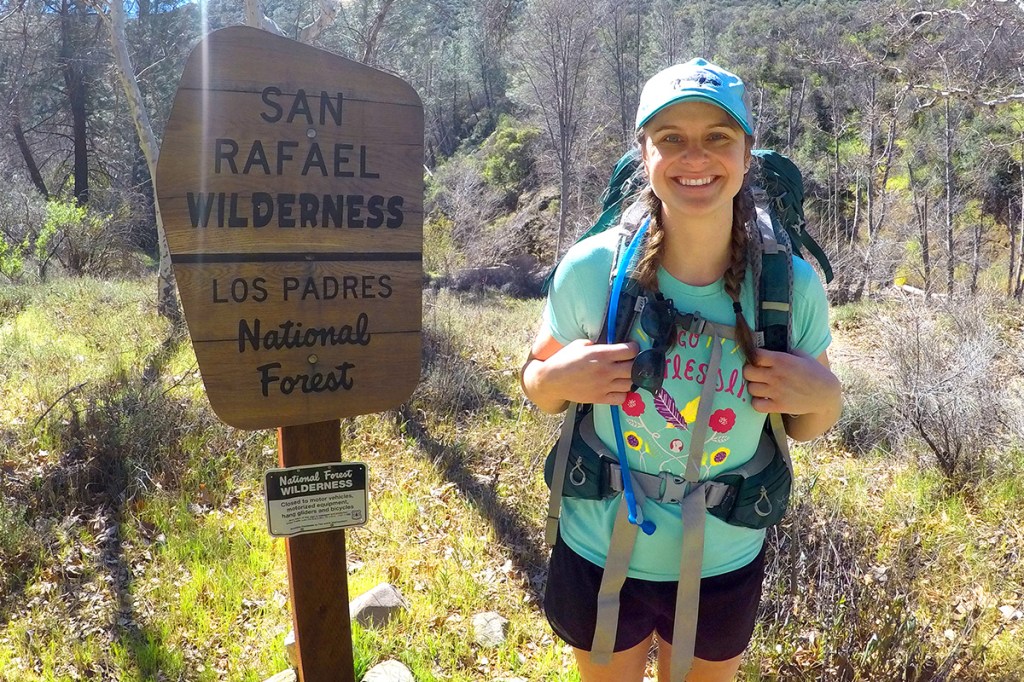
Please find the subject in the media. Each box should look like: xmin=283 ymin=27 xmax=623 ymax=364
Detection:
xmin=674 ymin=175 xmax=716 ymax=187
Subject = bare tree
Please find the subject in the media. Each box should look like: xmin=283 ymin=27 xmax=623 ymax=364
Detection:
xmin=86 ymin=0 xmax=178 ymax=319
xmin=244 ymin=0 xmax=284 ymax=35
xmin=58 ymin=0 xmax=92 ymax=205
xmin=462 ymin=0 xmax=516 ymax=111
xmin=516 ymin=0 xmax=603 ymax=260
xmin=648 ymin=0 xmax=687 ymax=66
xmin=600 ymin=1 xmax=643 ymax=145
xmin=878 ymin=297 xmax=1004 ymax=484
xmin=907 ymin=161 xmax=933 ymax=293
xmin=900 ymin=1 xmax=1024 ymax=297
xmin=332 ymin=0 xmax=400 ymax=66
xmin=1017 ymin=140 xmax=1024 ymax=299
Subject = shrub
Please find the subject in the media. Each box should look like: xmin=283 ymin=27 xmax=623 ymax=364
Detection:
xmin=414 ymin=292 xmax=498 ymax=417
xmin=43 ymin=199 xmax=137 ymax=278
xmin=481 ymin=115 xmax=540 ymax=194
xmin=429 ymin=154 xmax=505 ymax=267
xmin=423 ymin=213 xmax=463 ymax=279
xmin=876 ymin=296 xmax=1005 ymax=485
xmin=754 ymin=488 xmax=988 ymax=680
xmin=832 ymin=364 xmax=900 ymax=456
xmin=0 ymin=184 xmax=47 ymax=282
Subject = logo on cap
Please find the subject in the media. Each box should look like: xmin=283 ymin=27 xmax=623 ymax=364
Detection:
xmin=672 ymin=70 xmax=723 ymax=90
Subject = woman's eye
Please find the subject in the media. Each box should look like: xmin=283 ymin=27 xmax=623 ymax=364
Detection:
xmin=661 ymin=134 xmax=681 ymax=143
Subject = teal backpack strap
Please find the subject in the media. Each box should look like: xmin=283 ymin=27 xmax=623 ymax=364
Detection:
xmin=749 ymin=191 xmax=793 ymax=353
xmin=748 ymin=189 xmax=796 ymax=494
xmin=544 ymin=401 xmax=582 ymax=546
xmin=751 ymin=149 xmax=833 ymax=283
xmin=543 ymin=206 xmax=648 ymax=549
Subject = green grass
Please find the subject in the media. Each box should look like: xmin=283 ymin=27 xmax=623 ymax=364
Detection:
xmin=1 ymin=278 xmax=1023 ymax=680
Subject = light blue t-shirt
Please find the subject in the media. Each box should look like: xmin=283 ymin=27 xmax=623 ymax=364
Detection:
xmin=543 ymin=227 xmax=831 ymax=580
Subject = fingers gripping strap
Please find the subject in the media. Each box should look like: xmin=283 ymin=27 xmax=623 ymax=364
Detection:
xmin=590 ymin=496 xmax=640 ymax=665
xmin=669 ymin=487 xmax=707 ymax=681
xmin=545 ymin=402 xmax=580 ymax=546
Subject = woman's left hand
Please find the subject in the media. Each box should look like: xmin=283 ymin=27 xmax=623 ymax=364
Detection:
xmin=742 ymin=349 xmax=841 ymax=440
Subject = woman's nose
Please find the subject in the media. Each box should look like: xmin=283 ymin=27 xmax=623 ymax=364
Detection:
xmin=678 ymin=142 xmax=708 ymax=163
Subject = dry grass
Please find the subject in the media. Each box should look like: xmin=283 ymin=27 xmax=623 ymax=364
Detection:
xmin=1 ymin=280 xmax=1023 ymax=680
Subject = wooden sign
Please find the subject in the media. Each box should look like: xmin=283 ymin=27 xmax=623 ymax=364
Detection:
xmin=156 ymin=26 xmax=423 ymax=429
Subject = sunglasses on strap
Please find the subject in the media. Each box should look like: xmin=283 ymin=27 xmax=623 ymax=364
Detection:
xmin=630 ymin=295 xmax=678 ymax=394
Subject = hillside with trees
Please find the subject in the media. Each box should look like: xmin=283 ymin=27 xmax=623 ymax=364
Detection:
xmin=2 ymin=1 xmax=1024 ymax=680
xmin=3 ymin=0 xmax=1024 ymax=300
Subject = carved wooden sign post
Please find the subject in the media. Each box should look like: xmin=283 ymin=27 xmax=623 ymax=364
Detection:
xmin=156 ymin=25 xmax=423 ymax=681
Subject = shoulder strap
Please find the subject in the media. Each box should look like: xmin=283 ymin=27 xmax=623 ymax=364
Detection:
xmin=545 ymin=207 xmax=647 ymax=547
xmin=748 ymin=192 xmax=793 ymax=353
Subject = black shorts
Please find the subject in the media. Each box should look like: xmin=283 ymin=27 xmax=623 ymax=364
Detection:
xmin=543 ymin=533 xmax=766 ymax=662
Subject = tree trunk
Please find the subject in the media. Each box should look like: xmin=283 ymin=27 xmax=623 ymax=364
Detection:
xmin=11 ymin=99 xmax=49 ymax=199
xmin=865 ymin=78 xmax=876 ymax=241
xmin=102 ymin=0 xmax=179 ymax=320
xmin=361 ymin=0 xmax=396 ymax=65
xmin=1018 ymin=167 xmax=1024 ymax=300
xmin=610 ymin=10 xmax=630 ymax=143
xmin=944 ymin=98 xmax=955 ymax=296
xmin=61 ymin=1 xmax=89 ymax=205
xmin=556 ymin=159 xmax=570 ymax=261
xmin=922 ymin=193 xmax=931 ymax=296
xmin=835 ymin=121 xmax=849 ymax=246
xmin=971 ymin=220 xmax=981 ymax=294
xmin=851 ymin=172 xmax=861 ymax=246
xmin=873 ymin=102 xmax=899 ymax=240
xmin=243 ymin=0 xmax=285 ymax=35
xmin=908 ymin=161 xmax=931 ymax=294
xmin=786 ymin=77 xmax=806 ymax=154
xmin=1013 ymin=148 xmax=1023 ymax=297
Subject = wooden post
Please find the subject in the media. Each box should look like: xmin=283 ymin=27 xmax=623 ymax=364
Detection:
xmin=278 ymin=419 xmax=355 ymax=682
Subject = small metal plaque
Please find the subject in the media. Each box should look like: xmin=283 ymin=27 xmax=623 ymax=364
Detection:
xmin=264 ymin=462 xmax=368 ymax=537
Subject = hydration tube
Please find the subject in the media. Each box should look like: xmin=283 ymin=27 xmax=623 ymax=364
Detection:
xmin=607 ymin=217 xmax=656 ymax=536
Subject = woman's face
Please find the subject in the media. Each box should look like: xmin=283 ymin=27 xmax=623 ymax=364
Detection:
xmin=640 ymin=100 xmax=751 ymax=226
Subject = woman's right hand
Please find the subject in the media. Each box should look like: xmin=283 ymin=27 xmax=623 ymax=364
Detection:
xmin=521 ymin=335 xmax=639 ymax=413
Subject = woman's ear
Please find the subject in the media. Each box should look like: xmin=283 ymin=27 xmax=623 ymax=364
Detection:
xmin=639 ymin=134 xmax=655 ymax=177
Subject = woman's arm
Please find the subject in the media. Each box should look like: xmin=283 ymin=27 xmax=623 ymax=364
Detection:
xmin=742 ymin=349 xmax=842 ymax=442
xmin=520 ymin=331 xmax=638 ymax=414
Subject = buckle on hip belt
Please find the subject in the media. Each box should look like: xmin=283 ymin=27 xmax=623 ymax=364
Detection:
xmin=658 ymin=471 xmax=688 ymax=504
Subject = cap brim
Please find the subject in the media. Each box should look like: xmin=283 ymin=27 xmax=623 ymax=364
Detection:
xmin=636 ymin=93 xmax=753 ymax=135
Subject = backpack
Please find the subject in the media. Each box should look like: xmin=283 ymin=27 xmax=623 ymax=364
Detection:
xmin=541 ymin=148 xmax=831 ymax=681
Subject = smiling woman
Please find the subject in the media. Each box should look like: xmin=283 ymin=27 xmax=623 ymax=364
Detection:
xmin=521 ymin=58 xmax=841 ymax=682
